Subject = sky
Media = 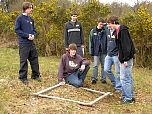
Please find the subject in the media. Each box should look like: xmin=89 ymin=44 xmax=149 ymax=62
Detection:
xmin=99 ymin=0 xmax=152 ymax=6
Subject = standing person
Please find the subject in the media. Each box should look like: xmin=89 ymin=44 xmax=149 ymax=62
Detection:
xmin=89 ymin=18 xmax=107 ymax=84
xmin=104 ymin=24 xmax=121 ymax=90
xmin=64 ymin=10 xmax=84 ymax=57
xmin=108 ymin=16 xmax=136 ymax=103
xmin=58 ymin=43 xmax=90 ymax=88
xmin=14 ymin=2 xmax=41 ymax=85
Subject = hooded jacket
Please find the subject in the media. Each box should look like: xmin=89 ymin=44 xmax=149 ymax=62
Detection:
xmin=114 ymin=25 xmax=135 ymax=63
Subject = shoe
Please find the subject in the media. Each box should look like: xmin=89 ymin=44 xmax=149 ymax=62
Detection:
xmin=101 ymin=80 xmax=107 ymax=84
xmin=91 ymin=80 xmax=97 ymax=84
xmin=31 ymin=77 xmax=41 ymax=82
xmin=20 ymin=79 xmax=29 ymax=85
xmin=122 ymin=98 xmax=135 ymax=104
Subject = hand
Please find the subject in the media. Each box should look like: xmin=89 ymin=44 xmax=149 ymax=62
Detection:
xmin=28 ymin=34 xmax=34 ymax=40
xmin=81 ymin=45 xmax=85 ymax=48
xmin=65 ymin=48 xmax=69 ymax=51
xmin=124 ymin=62 xmax=128 ymax=67
xmin=80 ymin=65 xmax=85 ymax=71
xmin=59 ymin=81 xmax=65 ymax=85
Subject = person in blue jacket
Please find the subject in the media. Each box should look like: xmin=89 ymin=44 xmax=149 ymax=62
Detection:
xmin=89 ymin=18 xmax=107 ymax=84
xmin=14 ymin=2 xmax=41 ymax=85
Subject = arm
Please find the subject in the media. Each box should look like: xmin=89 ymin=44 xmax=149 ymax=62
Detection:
xmin=89 ymin=29 xmax=94 ymax=56
xmin=14 ymin=16 xmax=29 ymax=38
xmin=80 ymin=23 xmax=84 ymax=45
xmin=58 ymin=55 xmax=65 ymax=82
xmin=64 ymin=23 xmax=68 ymax=48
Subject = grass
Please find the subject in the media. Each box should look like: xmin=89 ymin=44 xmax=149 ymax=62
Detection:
xmin=0 ymin=48 xmax=152 ymax=114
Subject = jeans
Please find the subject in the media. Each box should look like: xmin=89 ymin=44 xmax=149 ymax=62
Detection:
xmin=77 ymin=46 xmax=83 ymax=57
xmin=65 ymin=65 xmax=90 ymax=88
xmin=120 ymin=58 xmax=134 ymax=101
xmin=91 ymin=54 xmax=106 ymax=81
xmin=19 ymin=44 xmax=40 ymax=80
xmin=104 ymin=55 xmax=121 ymax=88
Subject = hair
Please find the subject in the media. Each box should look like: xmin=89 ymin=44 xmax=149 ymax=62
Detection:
xmin=97 ymin=17 xmax=105 ymax=23
xmin=71 ymin=10 xmax=78 ymax=16
xmin=22 ymin=2 xmax=33 ymax=12
xmin=68 ymin=43 xmax=77 ymax=50
xmin=108 ymin=16 xmax=119 ymax=24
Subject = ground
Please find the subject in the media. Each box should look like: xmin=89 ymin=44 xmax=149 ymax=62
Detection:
xmin=0 ymin=48 xmax=152 ymax=114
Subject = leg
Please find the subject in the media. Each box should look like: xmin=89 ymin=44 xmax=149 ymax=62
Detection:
xmin=19 ymin=45 xmax=30 ymax=80
xmin=28 ymin=44 xmax=40 ymax=79
xmin=104 ymin=55 xmax=115 ymax=86
xmin=91 ymin=56 xmax=99 ymax=82
xmin=120 ymin=59 xmax=134 ymax=101
xmin=65 ymin=71 xmax=83 ymax=88
xmin=77 ymin=46 xmax=83 ymax=57
xmin=113 ymin=56 xmax=121 ymax=90
xmin=100 ymin=54 xmax=107 ymax=82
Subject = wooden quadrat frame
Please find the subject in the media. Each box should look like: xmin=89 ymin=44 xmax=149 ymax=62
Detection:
xmin=33 ymin=83 xmax=112 ymax=106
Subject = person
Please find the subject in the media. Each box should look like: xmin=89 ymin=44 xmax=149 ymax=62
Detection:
xmin=64 ymin=10 xmax=84 ymax=57
xmin=89 ymin=18 xmax=107 ymax=84
xmin=108 ymin=16 xmax=136 ymax=103
xmin=14 ymin=2 xmax=41 ymax=85
xmin=104 ymin=23 xmax=121 ymax=90
xmin=58 ymin=43 xmax=90 ymax=88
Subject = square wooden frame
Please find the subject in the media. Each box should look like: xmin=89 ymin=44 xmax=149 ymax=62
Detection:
xmin=33 ymin=83 xmax=112 ymax=106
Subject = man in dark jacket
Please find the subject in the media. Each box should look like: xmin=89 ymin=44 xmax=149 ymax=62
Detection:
xmin=14 ymin=2 xmax=41 ymax=85
xmin=58 ymin=43 xmax=90 ymax=88
xmin=89 ymin=18 xmax=107 ymax=84
xmin=108 ymin=16 xmax=136 ymax=104
xmin=64 ymin=11 xmax=84 ymax=57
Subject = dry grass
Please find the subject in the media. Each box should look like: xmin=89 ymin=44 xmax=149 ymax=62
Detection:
xmin=0 ymin=48 xmax=152 ymax=114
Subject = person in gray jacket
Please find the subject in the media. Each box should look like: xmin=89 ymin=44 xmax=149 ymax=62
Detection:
xmin=58 ymin=43 xmax=90 ymax=88
xmin=64 ymin=10 xmax=84 ymax=57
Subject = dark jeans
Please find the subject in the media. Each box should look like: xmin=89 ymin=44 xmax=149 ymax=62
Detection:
xmin=19 ymin=44 xmax=40 ymax=80
xmin=65 ymin=65 xmax=90 ymax=88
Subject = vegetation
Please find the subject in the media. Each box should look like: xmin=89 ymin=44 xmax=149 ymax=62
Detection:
xmin=0 ymin=48 xmax=152 ymax=114
xmin=0 ymin=0 xmax=152 ymax=67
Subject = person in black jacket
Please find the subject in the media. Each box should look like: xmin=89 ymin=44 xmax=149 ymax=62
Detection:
xmin=14 ymin=2 xmax=41 ymax=85
xmin=108 ymin=16 xmax=136 ymax=104
xmin=64 ymin=10 xmax=84 ymax=57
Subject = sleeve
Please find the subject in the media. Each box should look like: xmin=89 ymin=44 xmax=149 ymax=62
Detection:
xmin=80 ymin=23 xmax=84 ymax=45
xmin=58 ymin=55 xmax=65 ymax=82
xmin=14 ymin=16 xmax=29 ymax=38
xmin=120 ymin=29 xmax=132 ymax=60
xmin=31 ymin=18 xmax=36 ymax=35
xmin=64 ymin=23 xmax=68 ymax=48
xmin=89 ymin=29 xmax=94 ymax=56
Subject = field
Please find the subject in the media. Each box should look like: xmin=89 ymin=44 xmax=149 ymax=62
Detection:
xmin=0 ymin=48 xmax=152 ymax=114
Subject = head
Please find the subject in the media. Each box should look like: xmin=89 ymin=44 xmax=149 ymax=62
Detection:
xmin=97 ymin=18 xmax=105 ymax=29
xmin=68 ymin=43 xmax=77 ymax=57
xmin=22 ymin=2 xmax=33 ymax=15
xmin=107 ymin=16 xmax=119 ymax=29
xmin=71 ymin=10 xmax=78 ymax=22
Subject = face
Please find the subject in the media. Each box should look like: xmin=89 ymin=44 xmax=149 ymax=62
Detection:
xmin=69 ymin=49 xmax=76 ymax=57
xmin=25 ymin=5 xmax=33 ymax=14
xmin=97 ymin=22 xmax=104 ymax=29
xmin=71 ymin=15 xmax=77 ymax=22
xmin=108 ymin=23 xmax=116 ymax=29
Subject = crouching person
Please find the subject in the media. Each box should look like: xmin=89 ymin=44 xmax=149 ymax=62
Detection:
xmin=58 ymin=43 xmax=90 ymax=88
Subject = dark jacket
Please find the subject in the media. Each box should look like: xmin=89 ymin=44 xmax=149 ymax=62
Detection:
xmin=89 ymin=26 xmax=107 ymax=56
xmin=64 ymin=20 xmax=84 ymax=48
xmin=114 ymin=25 xmax=135 ymax=63
xmin=58 ymin=52 xmax=90 ymax=82
xmin=14 ymin=14 xmax=36 ymax=45
xmin=107 ymin=29 xmax=118 ymax=56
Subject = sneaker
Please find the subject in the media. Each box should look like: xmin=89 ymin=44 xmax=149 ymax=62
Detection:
xmin=91 ymin=80 xmax=97 ymax=84
xmin=32 ymin=77 xmax=41 ymax=82
xmin=101 ymin=80 xmax=107 ymax=84
xmin=122 ymin=98 xmax=135 ymax=104
xmin=20 ymin=79 xmax=29 ymax=85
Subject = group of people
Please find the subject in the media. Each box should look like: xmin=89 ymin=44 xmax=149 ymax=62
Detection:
xmin=14 ymin=2 xmax=136 ymax=104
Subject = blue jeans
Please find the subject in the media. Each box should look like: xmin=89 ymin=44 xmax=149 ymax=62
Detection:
xmin=91 ymin=54 xmax=106 ymax=81
xmin=104 ymin=55 xmax=121 ymax=88
xmin=65 ymin=65 xmax=90 ymax=88
xmin=120 ymin=59 xmax=134 ymax=101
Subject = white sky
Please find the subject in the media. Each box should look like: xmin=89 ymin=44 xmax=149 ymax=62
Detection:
xmin=99 ymin=0 xmax=152 ymax=6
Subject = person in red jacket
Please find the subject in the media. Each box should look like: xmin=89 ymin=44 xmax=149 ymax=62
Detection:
xmin=58 ymin=43 xmax=90 ymax=88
